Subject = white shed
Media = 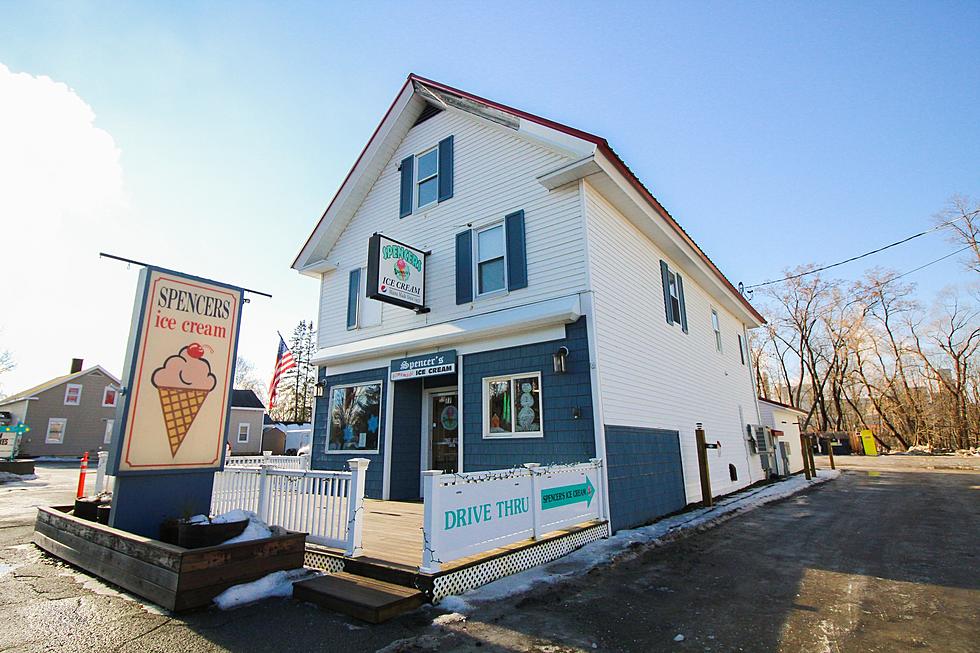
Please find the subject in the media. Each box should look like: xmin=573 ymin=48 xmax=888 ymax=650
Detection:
xmin=757 ymin=398 xmax=808 ymax=474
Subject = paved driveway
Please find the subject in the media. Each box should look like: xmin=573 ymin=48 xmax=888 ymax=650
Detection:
xmin=1 ymin=458 xmax=977 ymax=652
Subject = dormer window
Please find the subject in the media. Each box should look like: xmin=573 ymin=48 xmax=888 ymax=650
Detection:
xmin=416 ymin=147 xmax=439 ymax=209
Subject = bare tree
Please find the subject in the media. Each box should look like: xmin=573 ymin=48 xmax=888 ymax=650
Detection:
xmin=234 ymin=356 xmax=267 ymax=404
xmin=937 ymin=195 xmax=980 ymax=275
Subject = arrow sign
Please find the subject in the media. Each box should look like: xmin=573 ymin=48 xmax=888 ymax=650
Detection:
xmin=540 ymin=477 xmax=595 ymax=510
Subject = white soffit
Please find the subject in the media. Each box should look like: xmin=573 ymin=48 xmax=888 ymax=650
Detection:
xmin=313 ymin=294 xmax=583 ymax=367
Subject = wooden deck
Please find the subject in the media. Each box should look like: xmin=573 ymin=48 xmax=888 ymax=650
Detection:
xmin=308 ymin=499 xmax=606 ymax=579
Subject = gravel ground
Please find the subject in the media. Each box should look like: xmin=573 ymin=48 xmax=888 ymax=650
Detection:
xmin=1 ymin=458 xmax=977 ymax=652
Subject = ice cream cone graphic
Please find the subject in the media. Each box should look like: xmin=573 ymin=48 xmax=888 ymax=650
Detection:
xmin=151 ymin=343 xmax=217 ymax=456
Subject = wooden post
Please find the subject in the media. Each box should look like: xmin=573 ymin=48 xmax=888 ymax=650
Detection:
xmin=524 ymin=463 xmax=543 ymax=540
xmin=257 ymin=464 xmax=271 ymax=522
xmin=420 ymin=469 xmax=442 ymax=573
xmin=95 ymin=451 xmax=109 ymax=495
xmin=800 ymin=432 xmax=812 ymax=480
xmin=345 ymin=458 xmax=370 ymax=557
xmin=826 ymin=436 xmax=836 ymax=470
xmin=806 ymin=435 xmax=817 ymax=477
xmin=695 ymin=423 xmax=713 ymax=507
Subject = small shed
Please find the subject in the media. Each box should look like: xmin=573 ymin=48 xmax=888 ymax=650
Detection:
xmin=757 ymin=398 xmax=808 ymax=474
xmin=227 ymin=389 xmax=266 ymax=455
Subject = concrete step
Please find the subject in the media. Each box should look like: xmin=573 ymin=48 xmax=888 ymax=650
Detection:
xmin=293 ymin=572 xmax=426 ymax=624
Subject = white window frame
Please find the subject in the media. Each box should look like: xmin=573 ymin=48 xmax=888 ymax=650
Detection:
xmin=415 ymin=146 xmax=439 ymax=210
xmin=102 ymin=386 xmax=118 ymax=407
xmin=482 ymin=371 xmax=544 ymax=439
xmin=738 ymin=333 xmax=747 ymax=365
xmin=325 ymin=380 xmax=383 ymax=455
xmin=104 ymin=419 xmax=115 ymax=444
xmin=64 ymin=383 xmax=82 ymax=406
xmin=46 ymin=418 xmax=67 ymax=444
xmin=711 ymin=309 xmax=723 ymax=353
xmin=666 ymin=270 xmax=681 ymax=325
xmin=237 ymin=422 xmax=250 ymax=443
xmin=473 ymin=222 xmax=508 ymax=299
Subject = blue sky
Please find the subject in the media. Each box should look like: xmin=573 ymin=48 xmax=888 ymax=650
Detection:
xmin=1 ymin=1 xmax=978 ymax=393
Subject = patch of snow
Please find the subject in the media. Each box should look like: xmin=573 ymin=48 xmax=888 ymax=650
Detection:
xmin=30 ymin=456 xmax=82 ymax=462
xmin=432 ymin=612 xmax=466 ymax=626
xmin=440 ymin=470 xmax=841 ymax=609
xmin=0 ymin=563 xmax=14 ymax=578
xmin=673 ymin=634 xmax=685 ymax=642
xmin=216 ymin=510 xmax=274 ymax=544
xmin=0 ymin=472 xmax=37 ymax=484
xmin=213 ymin=568 xmax=319 ymax=610
xmin=186 ymin=514 xmax=209 ymax=525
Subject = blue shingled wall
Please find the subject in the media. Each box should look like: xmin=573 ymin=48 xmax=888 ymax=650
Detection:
xmin=311 ymin=367 xmax=387 ymax=498
xmin=461 ymin=317 xmax=595 ymax=472
xmin=604 ymin=425 xmax=686 ymax=531
xmin=388 ymin=378 xmax=423 ymax=500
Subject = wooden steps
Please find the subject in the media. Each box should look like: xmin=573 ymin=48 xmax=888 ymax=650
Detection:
xmin=293 ymin=572 xmax=426 ymax=624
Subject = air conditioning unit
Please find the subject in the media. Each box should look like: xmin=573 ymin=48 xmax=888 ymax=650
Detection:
xmin=747 ymin=425 xmax=777 ymax=475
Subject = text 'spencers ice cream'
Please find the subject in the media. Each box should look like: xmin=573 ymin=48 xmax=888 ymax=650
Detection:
xmin=150 ymin=343 xmax=217 ymax=456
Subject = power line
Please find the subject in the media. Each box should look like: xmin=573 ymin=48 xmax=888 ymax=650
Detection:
xmin=744 ymin=209 xmax=979 ymax=290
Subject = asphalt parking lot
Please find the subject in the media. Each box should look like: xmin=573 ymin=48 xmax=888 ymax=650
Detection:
xmin=1 ymin=457 xmax=977 ymax=652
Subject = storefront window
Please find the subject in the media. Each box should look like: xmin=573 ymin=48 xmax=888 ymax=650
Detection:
xmin=327 ymin=381 xmax=382 ymax=453
xmin=483 ymin=372 xmax=543 ymax=438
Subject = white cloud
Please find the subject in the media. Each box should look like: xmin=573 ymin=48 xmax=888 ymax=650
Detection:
xmin=0 ymin=62 xmax=125 ymax=224
xmin=0 ymin=63 xmax=132 ymax=394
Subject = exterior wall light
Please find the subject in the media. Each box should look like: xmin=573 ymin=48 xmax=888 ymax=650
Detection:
xmin=553 ymin=346 xmax=569 ymax=374
xmin=314 ymin=380 xmax=326 ymax=398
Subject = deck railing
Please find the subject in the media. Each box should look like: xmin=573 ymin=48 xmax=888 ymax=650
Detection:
xmin=225 ymin=452 xmax=311 ymax=470
xmin=211 ymin=458 xmax=369 ymax=555
xmin=420 ymin=459 xmax=606 ymax=573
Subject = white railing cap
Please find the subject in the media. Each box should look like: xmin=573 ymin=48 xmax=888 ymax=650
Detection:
xmin=347 ymin=458 xmax=371 ymax=471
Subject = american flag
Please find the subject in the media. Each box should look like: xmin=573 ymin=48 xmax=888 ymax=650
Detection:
xmin=268 ymin=334 xmax=296 ymax=408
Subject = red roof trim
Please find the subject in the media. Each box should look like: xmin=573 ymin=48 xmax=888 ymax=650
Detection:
xmin=295 ymin=73 xmax=765 ymax=324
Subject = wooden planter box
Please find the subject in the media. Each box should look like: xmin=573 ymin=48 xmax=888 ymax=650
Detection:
xmin=33 ymin=506 xmax=306 ymax=612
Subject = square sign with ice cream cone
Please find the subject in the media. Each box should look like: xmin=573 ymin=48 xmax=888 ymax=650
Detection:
xmin=110 ymin=267 xmax=243 ymax=474
xmin=107 ymin=266 xmax=245 ymax=537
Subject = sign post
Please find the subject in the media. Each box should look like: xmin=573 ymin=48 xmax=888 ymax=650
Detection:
xmin=107 ymin=266 xmax=244 ymax=537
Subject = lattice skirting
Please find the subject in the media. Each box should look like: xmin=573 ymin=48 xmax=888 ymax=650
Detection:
xmin=304 ymin=548 xmax=345 ymax=574
xmin=431 ymin=521 xmax=610 ymax=602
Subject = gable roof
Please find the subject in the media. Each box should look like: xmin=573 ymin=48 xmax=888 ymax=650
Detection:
xmin=293 ymin=74 xmax=764 ymax=326
xmin=0 ymin=366 xmax=121 ymax=406
xmin=758 ymin=397 xmax=808 ymax=416
xmin=231 ymin=389 xmax=265 ymax=410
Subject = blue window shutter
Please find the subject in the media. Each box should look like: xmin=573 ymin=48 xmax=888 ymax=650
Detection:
xmin=660 ymin=260 xmax=673 ymax=324
xmin=346 ymin=269 xmax=360 ymax=329
xmin=399 ymin=156 xmax=414 ymax=218
xmin=676 ymin=273 xmax=688 ymax=333
xmin=455 ymin=230 xmax=473 ymax=304
xmin=438 ymin=136 xmax=454 ymax=202
xmin=505 ymin=209 xmax=528 ymax=291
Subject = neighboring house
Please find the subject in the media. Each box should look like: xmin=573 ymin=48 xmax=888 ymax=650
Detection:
xmin=757 ymin=397 xmax=807 ymax=474
xmin=0 ymin=359 xmax=121 ymax=458
xmin=292 ymin=75 xmax=768 ymax=531
xmin=262 ymin=418 xmax=313 ymax=455
xmin=227 ymin=389 xmax=266 ymax=455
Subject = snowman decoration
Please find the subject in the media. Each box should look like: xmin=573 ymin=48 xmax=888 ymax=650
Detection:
xmin=517 ymin=382 xmax=536 ymax=431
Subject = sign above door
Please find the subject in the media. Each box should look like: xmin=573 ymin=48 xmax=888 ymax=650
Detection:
xmin=390 ymin=350 xmax=457 ymax=382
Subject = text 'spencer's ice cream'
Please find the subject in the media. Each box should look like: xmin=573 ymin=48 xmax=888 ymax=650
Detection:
xmin=151 ymin=343 xmax=217 ymax=456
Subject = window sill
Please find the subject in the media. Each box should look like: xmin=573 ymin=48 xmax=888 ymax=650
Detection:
xmin=482 ymin=432 xmax=544 ymax=440
xmin=324 ymin=449 xmax=380 ymax=455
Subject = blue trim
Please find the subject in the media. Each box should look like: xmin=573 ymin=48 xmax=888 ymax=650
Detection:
xmin=505 ymin=209 xmax=527 ymax=291
xmin=399 ymin=156 xmax=414 ymax=218
xmin=455 ymin=230 xmax=473 ymax=304
xmin=437 ymin=135 xmax=454 ymax=202
xmin=346 ymin=268 xmax=360 ymax=329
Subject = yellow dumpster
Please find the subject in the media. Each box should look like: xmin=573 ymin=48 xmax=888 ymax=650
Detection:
xmin=860 ymin=430 xmax=878 ymax=456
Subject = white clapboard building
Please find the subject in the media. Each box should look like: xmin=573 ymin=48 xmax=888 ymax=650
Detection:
xmin=293 ymin=74 xmax=768 ymax=537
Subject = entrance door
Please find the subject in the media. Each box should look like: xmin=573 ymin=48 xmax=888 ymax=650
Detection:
xmin=429 ymin=392 xmax=459 ymax=474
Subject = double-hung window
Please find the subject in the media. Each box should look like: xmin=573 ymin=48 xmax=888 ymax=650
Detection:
xmin=237 ymin=423 xmax=250 ymax=443
xmin=102 ymin=386 xmax=118 ymax=407
xmin=659 ymin=260 xmax=688 ymax=332
xmin=347 ymin=267 xmax=381 ymax=330
xmin=737 ymin=333 xmax=747 ymax=365
xmin=711 ymin=309 xmax=723 ymax=352
xmin=46 ymin=418 xmax=66 ymax=444
xmin=415 ymin=147 xmax=439 ymax=209
xmin=476 ymin=223 xmax=506 ymax=296
xmin=64 ymin=384 xmax=82 ymax=406
xmin=483 ymin=372 xmax=543 ymax=438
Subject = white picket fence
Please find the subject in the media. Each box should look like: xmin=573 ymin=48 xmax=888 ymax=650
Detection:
xmin=211 ymin=458 xmax=370 ymax=554
xmin=420 ymin=459 xmax=606 ymax=573
xmin=226 ymin=452 xmax=310 ymax=470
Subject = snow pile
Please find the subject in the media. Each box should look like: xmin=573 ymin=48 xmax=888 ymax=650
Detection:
xmin=0 ymin=472 xmax=37 ymax=484
xmin=213 ymin=568 xmax=320 ymax=610
xmin=440 ymin=470 xmax=841 ymax=611
xmin=183 ymin=510 xmax=275 ymax=544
